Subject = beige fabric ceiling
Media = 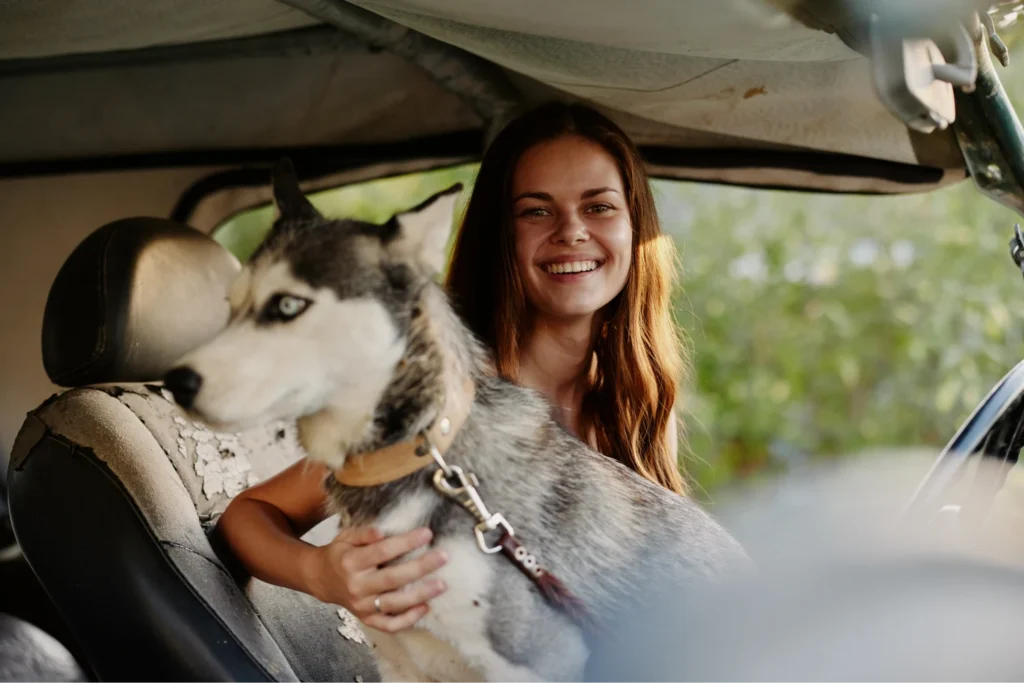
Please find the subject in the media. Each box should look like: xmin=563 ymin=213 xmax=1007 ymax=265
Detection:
xmin=345 ymin=0 xmax=861 ymax=61
xmin=0 ymin=0 xmax=971 ymax=192
xmin=345 ymin=0 xmax=961 ymax=168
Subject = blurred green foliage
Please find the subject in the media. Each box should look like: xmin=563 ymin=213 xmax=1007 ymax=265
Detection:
xmin=664 ymin=177 xmax=1024 ymax=493
xmin=214 ymin=37 xmax=1024 ymax=498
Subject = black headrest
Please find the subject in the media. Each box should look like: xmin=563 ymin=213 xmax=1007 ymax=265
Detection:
xmin=42 ymin=217 xmax=241 ymax=387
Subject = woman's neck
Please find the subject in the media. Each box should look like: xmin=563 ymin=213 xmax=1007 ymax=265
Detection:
xmin=516 ymin=313 xmax=595 ymax=413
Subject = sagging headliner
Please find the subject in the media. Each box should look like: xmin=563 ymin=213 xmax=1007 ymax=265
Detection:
xmin=0 ymin=0 xmax=1008 ymax=193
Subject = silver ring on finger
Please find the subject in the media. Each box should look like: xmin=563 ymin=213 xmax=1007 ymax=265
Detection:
xmin=374 ymin=595 xmax=384 ymax=614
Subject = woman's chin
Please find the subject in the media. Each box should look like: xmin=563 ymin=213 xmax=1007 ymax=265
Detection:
xmin=527 ymin=281 xmax=622 ymax=322
xmin=535 ymin=302 xmax=606 ymax=322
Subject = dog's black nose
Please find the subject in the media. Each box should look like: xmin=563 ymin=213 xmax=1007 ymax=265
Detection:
xmin=164 ymin=366 xmax=202 ymax=409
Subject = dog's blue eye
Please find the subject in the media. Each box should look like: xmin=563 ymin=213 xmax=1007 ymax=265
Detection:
xmin=260 ymin=293 xmax=310 ymax=322
xmin=279 ymin=296 xmax=305 ymax=317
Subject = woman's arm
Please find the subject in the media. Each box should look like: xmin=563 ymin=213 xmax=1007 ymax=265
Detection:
xmin=215 ymin=458 xmax=449 ymax=632
xmin=215 ymin=459 xmax=334 ymax=594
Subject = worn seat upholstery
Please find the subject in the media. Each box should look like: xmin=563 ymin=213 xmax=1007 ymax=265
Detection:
xmin=7 ymin=217 xmax=379 ymax=681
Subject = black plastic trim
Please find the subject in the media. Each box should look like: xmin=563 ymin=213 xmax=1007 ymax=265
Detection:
xmin=173 ymin=145 xmax=953 ymax=229
xmin=1 ymin=132 xmax=951 ymax=198
xmin=0 ymin=131 xmax=486 ymax=181
xmin=643 ymin=145 xmax=948 ymax=185
xmin=170 ymin=150 xmax=478 ymax=225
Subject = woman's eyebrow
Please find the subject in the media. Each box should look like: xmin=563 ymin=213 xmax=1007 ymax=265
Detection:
xmin=513 ymin=191 xmax=552 ymax=203
xmin=514 ymin=187 xmax=620 ymax=202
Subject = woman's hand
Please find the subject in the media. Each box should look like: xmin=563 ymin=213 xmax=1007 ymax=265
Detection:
xmin=214 ymin=460 xmax=447 ymax=633
xmin=302 ymin=526 xmax=449 ymax=633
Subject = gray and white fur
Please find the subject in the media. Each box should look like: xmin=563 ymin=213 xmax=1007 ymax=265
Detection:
xmin=168 ymin=160 xmax=751 ymax=682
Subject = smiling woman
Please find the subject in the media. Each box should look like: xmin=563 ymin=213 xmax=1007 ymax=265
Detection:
xmin=446 ymin=102 xmax=688 ymax=495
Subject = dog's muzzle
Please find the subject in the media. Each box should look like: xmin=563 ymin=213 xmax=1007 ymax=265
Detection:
xmin=164 ymin=366 xmax=203 ymax=409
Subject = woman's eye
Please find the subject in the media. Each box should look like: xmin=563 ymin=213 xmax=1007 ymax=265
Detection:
xmin=586 ymin=203 xmax=614 ymax=214
xmin=519 ymin=206 xmax=551 ymax=218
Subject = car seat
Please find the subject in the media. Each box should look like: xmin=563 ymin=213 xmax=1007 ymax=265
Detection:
xmin=6 ymin=217 xmax=379 ymax=681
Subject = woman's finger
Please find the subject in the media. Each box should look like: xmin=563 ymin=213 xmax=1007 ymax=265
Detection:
xmin=358 ymin=579 xmax=446 ymax=618
xmin=361 ymin=549 xmax=449 ymax=595
xmin=362 ymin=604 xmax=431 ymax=634
xmin=351 ymin=527 xmax=434 ymax=570
xmin=335 ymin=526 xmax=383 ymax=547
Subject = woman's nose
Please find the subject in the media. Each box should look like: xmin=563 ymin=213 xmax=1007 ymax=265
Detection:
xmin=552 ymin=213 xmax=589 ymax=245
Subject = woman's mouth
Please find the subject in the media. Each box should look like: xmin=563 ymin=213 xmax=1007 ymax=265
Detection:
xmin=541 ymin=259 xmax=602 ymax=276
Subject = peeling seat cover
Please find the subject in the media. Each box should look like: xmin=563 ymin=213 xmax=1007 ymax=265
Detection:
xmin=30 ymin=382 xmax=379 ymax=682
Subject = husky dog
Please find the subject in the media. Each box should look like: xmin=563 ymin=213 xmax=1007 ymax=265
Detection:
xmin=165 ymin=161 xmax=750 ymax=682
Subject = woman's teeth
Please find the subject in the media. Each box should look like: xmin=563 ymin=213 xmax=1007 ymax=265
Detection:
xmin=543 ymin=260 xmax=599 ymax=274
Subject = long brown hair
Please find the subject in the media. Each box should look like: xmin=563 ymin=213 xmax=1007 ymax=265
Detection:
xmin=445 ymin=102 xmax=689 ymax=495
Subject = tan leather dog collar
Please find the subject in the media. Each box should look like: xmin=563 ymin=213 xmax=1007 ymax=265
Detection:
xmin=334 ymin=377 xmax=476 ymax=487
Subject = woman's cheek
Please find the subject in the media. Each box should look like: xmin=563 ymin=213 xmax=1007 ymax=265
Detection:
xmin=513 ymin=223 xmax=532 ymax=272
xmin=598 ymin=218 xmax=633 ymax=265
xmin=514 ymin=229 xmax=545 ymax=295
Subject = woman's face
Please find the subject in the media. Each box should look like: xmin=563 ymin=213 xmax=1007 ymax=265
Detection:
xmin=511 ymin=135 xmax=633 ymax=322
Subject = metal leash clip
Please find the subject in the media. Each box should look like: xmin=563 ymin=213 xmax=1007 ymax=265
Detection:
xmin=428 ymin=442 xmax=515 ymax=554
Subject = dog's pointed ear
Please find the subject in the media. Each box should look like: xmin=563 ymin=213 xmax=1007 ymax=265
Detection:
xmin=385 ymin=183 xmax=464 ymax=272
xmin=271 ymin=158 xmax=321 ymax=222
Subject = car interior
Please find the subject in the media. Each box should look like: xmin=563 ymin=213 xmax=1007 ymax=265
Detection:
xmin=3 ymin=1 xmax=1024 ymax=680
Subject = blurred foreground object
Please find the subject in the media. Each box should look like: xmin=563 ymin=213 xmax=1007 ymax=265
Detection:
xmin=586 ymin=450 xmax=1024 ymax=680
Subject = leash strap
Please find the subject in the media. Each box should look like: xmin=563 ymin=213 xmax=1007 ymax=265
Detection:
xmin=428 ymin=447 xmax=595 ymax=629
xmin=497 ymin=532 xmax=594 ymax=629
